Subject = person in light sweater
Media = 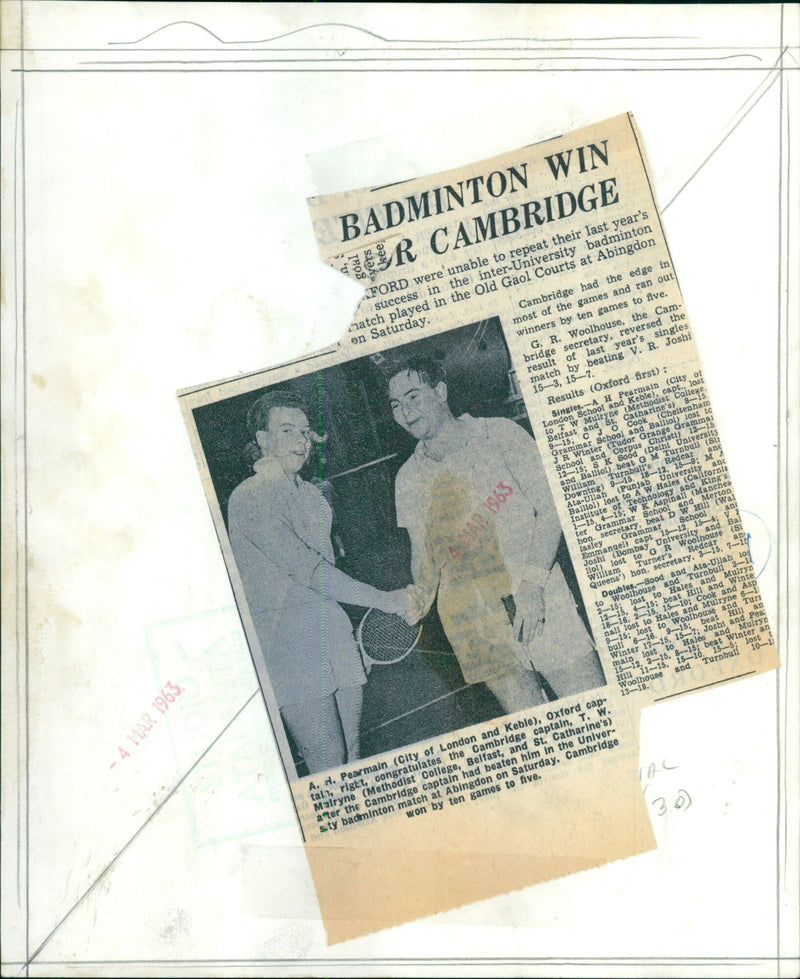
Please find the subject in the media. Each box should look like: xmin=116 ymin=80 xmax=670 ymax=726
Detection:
xmin=389 ymin=357 xmax=605 ymax=714
xmin=228 ymin=389 xmax=410 ymax=775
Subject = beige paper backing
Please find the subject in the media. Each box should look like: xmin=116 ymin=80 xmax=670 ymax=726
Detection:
xmin=305 ymin=747 xmax=652 ymax=944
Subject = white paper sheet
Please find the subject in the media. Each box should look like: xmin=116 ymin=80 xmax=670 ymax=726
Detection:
xmin=1 ymin=3 xmax=798 ymax=975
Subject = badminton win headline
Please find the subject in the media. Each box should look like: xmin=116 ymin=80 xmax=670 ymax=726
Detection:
xmin=334 ymin=138 xmax=620 ymax=265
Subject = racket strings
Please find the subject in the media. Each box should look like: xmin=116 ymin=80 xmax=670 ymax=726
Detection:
xmin=359 ymin=611 xmax=419 ymax=663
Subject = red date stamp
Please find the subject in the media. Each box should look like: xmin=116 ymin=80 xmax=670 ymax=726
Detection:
xmin=110 ymin=680 xmax=184 ymax=768
xmin=442 ymin=481 xmax=514 ymax=566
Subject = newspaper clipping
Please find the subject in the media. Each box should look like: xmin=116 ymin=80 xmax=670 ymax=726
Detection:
xmin=179 ymin=113 xmax=777 ymax=942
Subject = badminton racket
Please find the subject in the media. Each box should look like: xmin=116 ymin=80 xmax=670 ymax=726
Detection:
xmin=356 ymin=607 xmax=423 ymax=666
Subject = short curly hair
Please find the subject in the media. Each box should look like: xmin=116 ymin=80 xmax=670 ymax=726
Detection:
xmin=246 ymin=389 xmax=309 ymax=437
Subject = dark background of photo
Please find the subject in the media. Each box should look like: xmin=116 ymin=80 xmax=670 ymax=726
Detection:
xmin=193 ymin=318 xmax=595 ymax=773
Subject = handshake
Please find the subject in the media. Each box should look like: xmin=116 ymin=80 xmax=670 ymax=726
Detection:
xmin=315 ymin=560 xmax=427 ymax=624
xmin=372 ymin=585 xmax=426 ymax=625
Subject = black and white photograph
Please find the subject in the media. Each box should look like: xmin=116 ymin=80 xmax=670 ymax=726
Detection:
xmin=193 ymin=318 xmax=607 ymax=779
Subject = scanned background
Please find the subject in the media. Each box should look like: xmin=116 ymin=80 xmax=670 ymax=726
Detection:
xmin=1 ymin=3 xmax=798 ymax=975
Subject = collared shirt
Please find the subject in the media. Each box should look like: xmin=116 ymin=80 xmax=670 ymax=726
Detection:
xmin=227 ymin=455 xmax=365 ymax=707
xmin=394 ymin=414 xmax=591 ymax=685
xmin=228 ymin=455 xmax=332 ymax=614
xmin=395 ymin=414 xmax=553 ymax=604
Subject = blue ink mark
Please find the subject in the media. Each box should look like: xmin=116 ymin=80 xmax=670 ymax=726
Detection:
xmin=741 ymin=510 xmax=772 ymax=579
